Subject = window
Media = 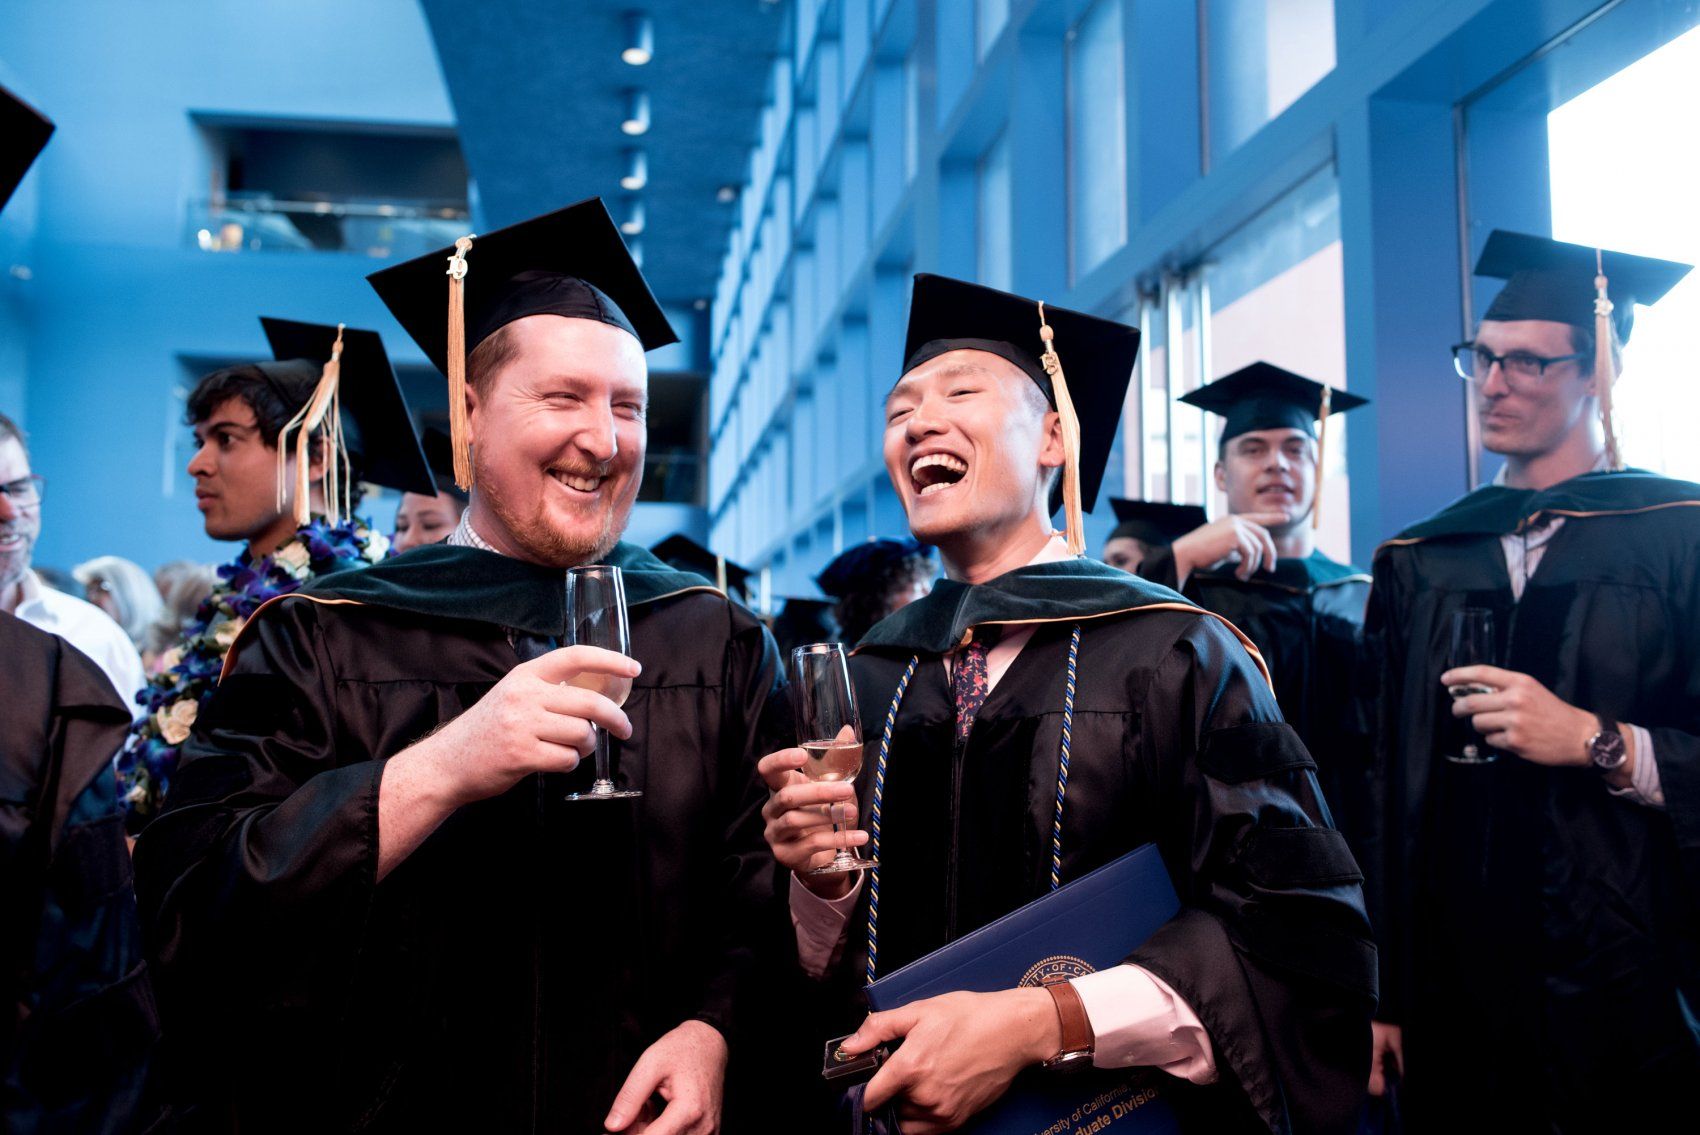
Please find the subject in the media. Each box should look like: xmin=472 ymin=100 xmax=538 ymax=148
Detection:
xmin=1067 ymin=0 xmax=1128 ymax=279
xmin=977 ymin=129 xmax=1012 ymax=291
xmin=976 ymin=0 xmax=1010 ymax=59
xmin=1548 ymin=25 xmax=1700 ymax=481
xmin=1205 ymin=0 xmax=1335 ymax=166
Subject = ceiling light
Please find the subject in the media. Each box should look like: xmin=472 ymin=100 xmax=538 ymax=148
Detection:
xmin=620 ymin=148 xmax=648 ymax=191
xmin=715 ymin=184 xmax=738 ymax=204
xmin=622 ymin=12 xmax=654 ymax=66
xmin=621 ymin=89 xmax=651 ymax=136
xmin=620 ymin=198 xmax=646 ymax=236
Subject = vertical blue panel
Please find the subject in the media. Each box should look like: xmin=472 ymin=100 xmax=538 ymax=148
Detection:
xmin=1130 ymin=0 xmax=1202 ymax=221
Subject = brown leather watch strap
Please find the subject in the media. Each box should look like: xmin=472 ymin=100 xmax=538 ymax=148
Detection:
xmin=1043 ymin=979 xmax=1095 ymax=1064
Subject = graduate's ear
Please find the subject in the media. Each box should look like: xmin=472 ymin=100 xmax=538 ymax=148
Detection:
xmin=1213 ymin=462 xmax=1227 ymax=494
xmin=1037 ymin=408 xmax=1066 ymax=472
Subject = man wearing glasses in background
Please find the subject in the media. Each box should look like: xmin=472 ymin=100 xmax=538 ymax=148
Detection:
xmin=0 ymin=412 xmax=147 ymax=710
xmin=1365 ymin=231 xmax=1700 ymax=1131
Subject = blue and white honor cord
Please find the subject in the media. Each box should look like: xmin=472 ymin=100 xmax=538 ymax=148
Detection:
xmin=863 ymin=624 xmax=1082 ymax=984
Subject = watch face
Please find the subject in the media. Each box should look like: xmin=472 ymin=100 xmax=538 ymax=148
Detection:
xmin=1591 ymin=730 xmax=1628 ymax=770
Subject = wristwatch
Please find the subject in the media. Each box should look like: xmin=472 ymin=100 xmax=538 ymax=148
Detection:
xmin=1587 ymin=715 xmax=1628 ymax=771
xmin=1041 ymin=979 xmax=1096 ymax=1069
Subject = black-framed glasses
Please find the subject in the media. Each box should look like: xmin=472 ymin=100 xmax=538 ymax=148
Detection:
xmin=0 ymin=475 xmax=43 ymax=505
xmin=1451 ymin=342 xmax=1587 ymax=385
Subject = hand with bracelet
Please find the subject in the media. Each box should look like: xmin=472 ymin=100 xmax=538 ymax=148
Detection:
xmin=835 ymin=982 xmax=1092 ymax=1134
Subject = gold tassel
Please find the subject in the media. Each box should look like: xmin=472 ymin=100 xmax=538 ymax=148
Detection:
xmin=1593 ymin=248 xmax=1622 ymax=471
xmin=274 ymin=324 xmax=345 ymax=526
xmin=1311 ymin=385 xmax=1332 ymax=531
xmin=1036 ymin=301 xmax=1086 ymax=556
xmin=446 ymin=235 xmax=476 ymax=490
xmin=715 ymin=554 xmax=728 ymax=594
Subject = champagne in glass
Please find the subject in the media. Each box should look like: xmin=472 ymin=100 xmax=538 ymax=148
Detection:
xmin=1446 ymin=607 xmax=1499 ymax=764
xmin=564 ymin=565 xmax=642 ymax=800
xmin=792 ymin=642 xmax=875 ymax=875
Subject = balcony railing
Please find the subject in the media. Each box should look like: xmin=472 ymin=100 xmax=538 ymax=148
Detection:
xmin=185 ymin=194 xmax=471 ymax=258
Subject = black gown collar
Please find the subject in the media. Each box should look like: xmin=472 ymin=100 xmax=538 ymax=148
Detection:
xmin=302 ymin=541 xmax=719 ymax=636
xmin=1381 ymin=469 xmax=1700 ymax=551
xmin=856 ymin=556 xmax=1193 ymax=655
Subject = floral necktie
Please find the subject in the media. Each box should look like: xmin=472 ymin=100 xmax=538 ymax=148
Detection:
xmin=951 ymin=630 xmax=991 ymax=746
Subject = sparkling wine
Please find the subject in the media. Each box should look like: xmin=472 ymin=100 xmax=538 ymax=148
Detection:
xmin=801 ymin=738 xmax=864 ymax=782
xmin=569 ymin=672 xmax=633 ymax=708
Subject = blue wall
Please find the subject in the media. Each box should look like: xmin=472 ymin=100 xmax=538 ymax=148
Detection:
xmin=0 ymin=0 xmax=454 ymax=572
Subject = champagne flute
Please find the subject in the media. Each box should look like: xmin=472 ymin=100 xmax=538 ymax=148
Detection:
xmin=1446 ymin=607 xmax=1499 ymax=765
xmin=564 ymin=565 xmax=642 ymax=801
xmin=791 ymin=642 xmax=875 ymax=875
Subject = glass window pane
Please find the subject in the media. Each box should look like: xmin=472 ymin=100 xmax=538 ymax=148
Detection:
xmin=977 ymin=130 xmax=1012 ymax=291
xmin=976 ymin=0 xmax=1009 ymax=58
xmin=1548 ymin=25 xmax=1700 ymax=481
xmin=1067 ymin=0 xmax=1128 ymax=279
xmin=1207 ymin=0 xmax=1335 ymax=164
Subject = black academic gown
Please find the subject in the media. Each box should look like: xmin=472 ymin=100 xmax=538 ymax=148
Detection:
xmin=1139 ymin=550 xmax=1375 ymax=854
xmin=133 ymin=543 xmax=789 ymax=1135
xmin=1 ymin=611 xmax=162 ymax=1133
xmin=1366 ymin=470 xmax=1700 ymax=1131
xmin=836 ymin=560 xmax=1377 ymax=1134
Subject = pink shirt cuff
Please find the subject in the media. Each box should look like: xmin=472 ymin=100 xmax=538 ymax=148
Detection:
xmin=789 ymin=871 xmax=862 ymax=978
xmin=1071 ymin=964 xmax=1218 ymax=1084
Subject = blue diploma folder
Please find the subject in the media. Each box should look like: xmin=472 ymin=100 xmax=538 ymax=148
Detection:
xmin=864 ymin=843 xmax=1184 ymax=1135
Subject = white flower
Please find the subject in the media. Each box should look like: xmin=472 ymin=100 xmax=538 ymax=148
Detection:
xmin=157 ymin=698 xmax=198 ymax=745
xmin=275 ymin=541 xmax=312 ymax=576
xmin=212 ymin=616 xmax=247 ymax=649
xmin=364 ymin=531 xmax=390 ymax=561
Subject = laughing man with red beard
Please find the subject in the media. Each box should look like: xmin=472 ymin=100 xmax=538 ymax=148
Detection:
xmin=133 ymin=200 xmax=787 ymax=1135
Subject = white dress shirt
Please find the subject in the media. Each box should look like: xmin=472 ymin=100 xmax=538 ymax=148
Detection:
xmin=12 ymin=570 xmax=146 ymax=718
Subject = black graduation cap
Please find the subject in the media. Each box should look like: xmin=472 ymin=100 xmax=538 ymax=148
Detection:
xmin=419 ymin=427 xmax=470 ymax=503
xmin=1179 ymin=362 xmax=1367 ymax=443
xmin=1 ymin=84 xmax=54 ymax=214
xmin=650 ymin=534 xmax=753 ymax=599
xmin=901 ymin=274 xmax=1141 ymax=552
xmin=1106 ymin=499 xmax=1208 ymax=546
xmin=367 ymin=197 xmax=678 ymax=490
xmin=768 ymin=597 xmax=842 ymax=656
xmin=816 ymin=537 xmax=933 ymax=598
xmin=1476 ymin=229 xmax=1692 ymax=344
xmin=260 ymin=317 xmax=436 ymax=501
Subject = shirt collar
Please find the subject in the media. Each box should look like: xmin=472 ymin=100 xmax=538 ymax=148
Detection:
xmin=13 ymin=569 xmax=50 ymax=621
xmin=447 ymin=510 xmax=500 ymax=554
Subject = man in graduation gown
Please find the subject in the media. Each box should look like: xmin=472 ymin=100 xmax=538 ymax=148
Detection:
xmin=133 ymin=200 xmax=786 ymax=1134
xmin=2 ymin=610 xmax=163 ymax=1133
xmin=1365 ymin=230 xmax=1700 ymax=1129
xmin=1099 ymin=498 xmax=1205 ymax=574
xmin=1136 ymin=366 xmax=1376 ymax=851
xmin=761 ymin=275 xmax=1376 ymax=1133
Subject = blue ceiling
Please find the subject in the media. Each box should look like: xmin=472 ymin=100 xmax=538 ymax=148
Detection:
xmin=418 ymin=0 xmax=784 ymax=306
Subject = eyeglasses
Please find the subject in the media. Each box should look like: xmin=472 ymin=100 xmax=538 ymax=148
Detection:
xmin=0 ymin=475 xmax=43 ymax=505
xmin=1451 ymin=342 xmax=1587 ymax=386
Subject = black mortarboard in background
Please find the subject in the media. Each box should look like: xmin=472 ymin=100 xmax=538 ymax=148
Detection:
xmin=1475 ymin=229 xmax=1692 ymax=344
xmin=1179 ymin=362 xmax=1368 ymax=443
xmin=816 ymin=537 xmax=933 ymax=598
xmin=0 ymin=85 xmax=53 ymax=214
xmin=650 ymin=534 xmax=752 ymax=600
xmin=420 ymin=427 xmax=470 ymax=503
xmin=901 ymin=274 xmax=1141 ymax=552
xmin=769 ymin=597 xmax=842 ymax=658
xmin=368 ymin=197 xmax=677 ymax=490
xmin=261 ymin=317 xmax=436 ymax=500
xmin=1106 ymin=500 xmax=1208 ymax=546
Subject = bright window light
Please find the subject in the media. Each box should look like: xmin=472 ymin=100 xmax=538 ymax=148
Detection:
xmin=1549 ymin=25 xmax=1700 ymax=480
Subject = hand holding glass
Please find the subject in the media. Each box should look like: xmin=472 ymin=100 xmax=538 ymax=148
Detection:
xmin=564 ymin=565 xmax=641 ymax=800
xmin=1446 ymin=607 xmax=1499 ymax=765
xmin=791 ymin=643 xmax=874 ymax=875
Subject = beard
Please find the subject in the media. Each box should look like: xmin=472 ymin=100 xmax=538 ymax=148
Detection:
xmin=0 ymin=523 xmax=36 ymax=591
xmin=476 ymin=454 xmax=633 ymax=568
